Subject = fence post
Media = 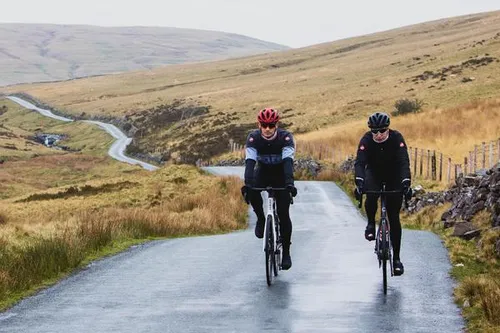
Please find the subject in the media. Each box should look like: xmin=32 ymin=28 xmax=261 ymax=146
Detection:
xmin=474 ymin=145 xmax=478 ymax=173
xmin=489 ymin=141 xmax=494 ymax=168
xmin=482 ymin=142 xmax=486 ymax=169
xmin=439 ymin=153 xmax=443 ymax=181
xmin=464 ymin=157 xmax=468 ymax=175
xmin=498 ymin=138 xmax=500 ymax=164
xmin=414 ymin=148 xmax=418 ymax=176
xmin=447 ymin=158 xmax=452 ymax=183
xmin=431 ymin=151 xmax=437 ymax=180
xmin=420 ymin=149 xmax=424 ymax=176
xmin=469 ymin=151 xmax=473 ymax=174
xmin=426 ymin=150 xmax=430 ymax=179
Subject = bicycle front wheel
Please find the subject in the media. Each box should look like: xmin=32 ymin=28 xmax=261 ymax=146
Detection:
xmin=265 ymin=216 xmax=274 ymax=286
xmin=273 ymin=216 xmax=281 ymax=277
xmin=381 ymin=222 xmax=388 ymax=294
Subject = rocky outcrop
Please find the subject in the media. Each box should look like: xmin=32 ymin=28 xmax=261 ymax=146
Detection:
xmin=339 ymin=156 xmax=355 ymax=173
xmin=212 ymin=157 xmax=322 ymax=178
xmin=406 ymin=164 xmax=500 ymax=243
xmin=406 ymin=191 xmax=446 ymax=214
xmin=295 ymin=158 xmax=321 ymax=177
xmin=442 ymin=164 xmax=500 ymax=228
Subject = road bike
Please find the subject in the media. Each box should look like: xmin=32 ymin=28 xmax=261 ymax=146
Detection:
xmin=358 ymin=185 xmax=406 ymax=294
xmin=251 ymin=187 xmax=293 ymax=286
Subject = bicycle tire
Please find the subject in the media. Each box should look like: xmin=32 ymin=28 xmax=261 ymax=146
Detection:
xmin=381 ymin=221 xmax=388 ymax=294
xmin=265 ymin=215 xmax=274 ymax=286
xmin=273 ymin=214 xmax=280 ymax=276
xmin=273 ymin=242 xmax=281 ymax=277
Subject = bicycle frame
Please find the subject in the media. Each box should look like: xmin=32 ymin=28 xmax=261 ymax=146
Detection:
xmin=250 ymin=187 xmax=289 ymax=252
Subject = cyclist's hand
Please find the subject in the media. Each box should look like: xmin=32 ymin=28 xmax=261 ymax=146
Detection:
xmin=401 ymin=179 xmax=412 ymax=201
xmin=240 ymin=185 xmax=251 ymax=204
xmin=286 ymin=184 xmax=298 ymax=197
xmin=354 ymin=178 xmax=364 ymax=201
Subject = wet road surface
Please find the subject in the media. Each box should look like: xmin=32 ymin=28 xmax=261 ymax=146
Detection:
xmin=0 ymin=167 xmax=464 ymax=332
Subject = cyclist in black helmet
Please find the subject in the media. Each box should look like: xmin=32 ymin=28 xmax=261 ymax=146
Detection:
xmin=354 ymin=112 xmax=412 ymax=276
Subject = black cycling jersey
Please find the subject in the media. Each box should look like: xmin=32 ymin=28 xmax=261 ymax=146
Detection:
xmin=354 ymin=129 xmax=411 ymax=184
xmin=244 ymin=128 xmax=295 ymax=186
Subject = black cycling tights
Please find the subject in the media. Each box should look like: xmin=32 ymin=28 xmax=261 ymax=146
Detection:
xmin=365 ymin=194 xmax=403 ymax=261
xmin=250 ymin=190 xmax=292 ymax=246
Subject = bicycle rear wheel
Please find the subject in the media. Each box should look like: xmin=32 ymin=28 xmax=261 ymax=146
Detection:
xmin=381 ymin=222 xmax=388 ymax=294
xmin=265 ymin=216 xmax=274 ymax=286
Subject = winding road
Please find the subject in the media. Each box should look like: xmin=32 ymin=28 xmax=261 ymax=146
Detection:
xmin=6 ymin=96 xmax=158 ymax=171
xmin=0 ymin=166 xmax=464 ymax=332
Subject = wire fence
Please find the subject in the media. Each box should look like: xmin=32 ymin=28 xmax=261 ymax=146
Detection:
xmin=219 ymin=137 xmax=500 ymax=184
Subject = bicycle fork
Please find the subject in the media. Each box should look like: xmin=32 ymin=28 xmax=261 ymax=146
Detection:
xmin=262 ymin=197 xmax=277 ymax=253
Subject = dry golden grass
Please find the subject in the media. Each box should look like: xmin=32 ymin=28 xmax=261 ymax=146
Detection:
xmin=0 ymin=165 xmax=247 ymax=309
xmin=0 ymin=99 xmax=247 ymax=309
xmin=4 ymin=11 xmax=500 ymax=160
xmin=297 ymin=98 xmax=500 ymax=164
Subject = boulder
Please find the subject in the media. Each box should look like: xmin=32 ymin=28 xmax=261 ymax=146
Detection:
xmin=443 ymin=220 xmax=456 ymax=229
xmin=461 ymin=229 xmax=482 ymax=241
xmin=452 ymin=222 xmax=475 ymax=237
xmin=414 ymin=185 xmax=425 ymax=195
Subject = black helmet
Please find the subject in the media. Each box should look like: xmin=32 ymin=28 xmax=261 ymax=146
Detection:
xmin=368 ymin=112 xmax=390 ymax=128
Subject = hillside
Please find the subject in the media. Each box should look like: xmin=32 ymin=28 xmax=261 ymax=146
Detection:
xmin=0 ymin=23 xmax=288 ymax=86
xmin=4 ymin=10 xmax=500 ymax=163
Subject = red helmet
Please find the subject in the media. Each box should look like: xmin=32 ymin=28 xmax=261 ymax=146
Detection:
xmin=257 ymin=108 xmax=280 ymax=124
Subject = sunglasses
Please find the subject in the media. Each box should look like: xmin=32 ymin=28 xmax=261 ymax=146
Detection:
xmin=260 ymin=123 xmax=277 ymax=129
xmin=371 ymin=128 xmax=388 ymax=134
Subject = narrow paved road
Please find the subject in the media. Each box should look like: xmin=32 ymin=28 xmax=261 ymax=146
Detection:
xmin=0 ymin=167 xmax=464 ymax=333
xmin=6 ymin=96 xmax=158 ymax=171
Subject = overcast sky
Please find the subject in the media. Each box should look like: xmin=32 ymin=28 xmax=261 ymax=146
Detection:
xmin=1 ymin=1 xmax=500 ymax=47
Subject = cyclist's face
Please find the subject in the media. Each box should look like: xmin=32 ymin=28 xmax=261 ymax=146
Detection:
xmin=372 ymin=127 xmax=390 ymax=143
xmin=259 ymin=122 xmax=277 ymax=137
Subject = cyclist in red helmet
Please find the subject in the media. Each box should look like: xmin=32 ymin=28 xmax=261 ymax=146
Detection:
xmin=241 ymin=108 xmax=297 ymax=270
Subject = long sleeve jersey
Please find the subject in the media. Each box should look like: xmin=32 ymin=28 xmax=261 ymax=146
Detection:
xmin=354 ymin=129 xmax=411 ymax=184
xmin=244 ymin=128 xmax=295 ymax=186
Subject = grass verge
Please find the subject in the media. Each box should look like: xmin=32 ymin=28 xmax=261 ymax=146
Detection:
xmin=0 ymin=172 xmax=246 ymax=311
